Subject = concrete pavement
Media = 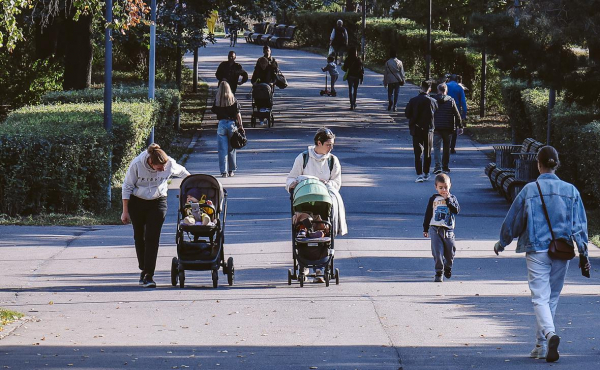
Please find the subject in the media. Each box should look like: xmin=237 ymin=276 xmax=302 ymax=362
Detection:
xmin=1 ymin=39 xmax=599 ymax=370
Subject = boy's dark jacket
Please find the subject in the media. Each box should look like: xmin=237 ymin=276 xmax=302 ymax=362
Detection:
xmin=405 ymin=92 xmax=438 ymax=135
xmin=423 ymin=193 xmax=460 ymax=232
xmin=433 ymin=94 xmax=462 ymax=131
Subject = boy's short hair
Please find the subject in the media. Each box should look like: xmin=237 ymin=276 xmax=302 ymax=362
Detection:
xmin=435 ymin=173 xmax=451 ymax=185
xmin=421 ymin=80 xmax=432 ymax=90
xmin=327 ymin=55 xmax=334 ymax=63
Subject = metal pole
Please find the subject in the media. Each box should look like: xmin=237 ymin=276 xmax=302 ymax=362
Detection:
xmin=480 ymin=48 xmax=487 ymax=117
xmin=148 ymin=0 xmax=156 ymax=144
xmin=361 ymin=0 xmax=366 ymax=61
xmin=547 ymin=88 xmax=556 ymax=145
xmin=104 ymin=0 xmax=113 ymax=205
xmin=426 ymin=0 xmax=432 ymax=80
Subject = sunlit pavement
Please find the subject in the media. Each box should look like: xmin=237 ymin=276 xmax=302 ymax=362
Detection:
xmin=0 ymin=39 xmax=599 ymax=369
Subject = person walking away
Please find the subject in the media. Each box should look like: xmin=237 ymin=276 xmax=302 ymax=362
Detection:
xmin=322 ymin=55 xmax=339 ymax=96
xmin=211 ymin=81 xmax=244 ymax=177
xmin=286 ymin=128 xmax=347 ymax=283
xmin=423 ymin=173 xmax=460 ymax=282
xmin=121 ymin=144 xmax=190 ymax=288
xmin=446 ymin=74 xmax=467 ymax=154
xmin=329 ymin=19 xmax=348 ymax=65
xmin=383 ymin=49 xmax=405 ymax=111
xmin=432 ymin=83 xmax=463 ymax=174
xmin=215 ymin=51 xmax=248 ymax=95
xmin=405 ymin=80 xmax=438 ymax=182
xmin=341 ymin=46 xmax=364 ymax=110
xmin=494 ymin=146 xmax=591 ymax=362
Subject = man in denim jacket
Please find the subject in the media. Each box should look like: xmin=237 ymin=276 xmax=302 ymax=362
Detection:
xmin=494 ymin=146 xmax=590 ymax=363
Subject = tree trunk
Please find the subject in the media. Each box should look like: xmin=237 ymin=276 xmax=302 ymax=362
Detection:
xmin=346 ymin=0 xmax=355 ymax=12
xmin=62 ymin=14 xmax=93 ymax=90
xmin=193 ymin=48 xmax=198 ymax=93
xmin=588 ymin=37 xmax=600 ymax=66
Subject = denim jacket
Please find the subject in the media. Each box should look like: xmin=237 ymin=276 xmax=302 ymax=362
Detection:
xmin=498 ymin=173 xmax=588 ymax=255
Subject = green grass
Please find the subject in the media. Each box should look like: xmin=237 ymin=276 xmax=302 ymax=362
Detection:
xmin=464 ymin=114 xmax=511 ymax=144
xmin=0 ymin=308 xmax=23 ymax=329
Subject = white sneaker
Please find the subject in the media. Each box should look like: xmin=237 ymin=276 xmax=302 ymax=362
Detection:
xmin=530 ymin=344 xmax=547 ymax=359
xmin=423 ymin=173 xmax=430 ymax=181
xmin=415 ymin=175 xmax=425 ymax=183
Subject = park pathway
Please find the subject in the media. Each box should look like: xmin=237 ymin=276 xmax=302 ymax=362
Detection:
xmin=0 ymin=39 xmax=598 ymax=370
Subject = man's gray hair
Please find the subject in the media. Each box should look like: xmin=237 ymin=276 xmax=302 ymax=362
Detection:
xmin=337 ymin=19 xmax=343 ymax=26
xmin=437 ymin=83 xmax=448 ymax=93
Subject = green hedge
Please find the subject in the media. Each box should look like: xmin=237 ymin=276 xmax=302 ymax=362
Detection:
xmin=41 ymin=86 xmax=180 ymax=152
xmin=289 ymin=11 xmax=362 ymax=48
xmin=0 ymin=102 xmax=155 ymax=216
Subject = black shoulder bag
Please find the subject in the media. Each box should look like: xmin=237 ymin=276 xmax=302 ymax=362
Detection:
xmin=536 ymin=181 xmax=576 ymax=260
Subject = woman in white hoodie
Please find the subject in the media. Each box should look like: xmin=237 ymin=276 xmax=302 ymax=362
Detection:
xmin=121 ymin=143 xmax=190 ymax=288
xmin=286 ymin=128 xmax=348 ymax=282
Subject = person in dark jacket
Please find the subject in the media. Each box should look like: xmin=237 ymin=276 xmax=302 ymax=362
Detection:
xmin=251 ymin=56 xmax=276 ymax=85
xmin=211 ymin=81 xmax=244 ymax=177
xmin=256 ymin=45 xmax=278 ymax=70
xmin=432 ymin=83 xmax=463 ymax=174
xmin=215 ymin=51 xmax=248 ymax=95
xmin=329 ymin=19 xmax=348 ymax=64
xmin=341 ymin=46 xmax=364 ymax=110
xmin=405 ymin=80 xmax=438 ymax=182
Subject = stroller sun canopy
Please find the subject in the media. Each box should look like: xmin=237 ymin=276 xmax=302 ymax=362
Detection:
xmin=292 ymin=178 xmax=332 ymax=208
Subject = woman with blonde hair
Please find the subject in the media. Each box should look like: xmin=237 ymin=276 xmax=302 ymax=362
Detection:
xmin=211 ymin=81 xmax=244 ymax=177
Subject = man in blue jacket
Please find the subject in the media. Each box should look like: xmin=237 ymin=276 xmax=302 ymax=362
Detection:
xmin=405 ymin=80 xmax=438 ymax=182
xmin=446 ymin=74 xmax=467 ymax=153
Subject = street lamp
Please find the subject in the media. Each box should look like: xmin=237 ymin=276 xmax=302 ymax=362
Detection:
xmin=148 ymin=0 xmax=157 ymax=144
xmin=426 ymin=0 xmax=431 ymax=80
xmin=104 ymin=0 xmax=113 ymax=205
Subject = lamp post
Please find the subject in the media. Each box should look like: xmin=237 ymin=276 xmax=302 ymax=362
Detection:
xmin=148 ymin=0 xmax=157 ymax=144
xmin=104 ymin=0 xmax=113 ymax=205
xmin=361 ymin=0 xmax=366 ymax=60
xmin=426 ymin=0 xmax=432 ymax=80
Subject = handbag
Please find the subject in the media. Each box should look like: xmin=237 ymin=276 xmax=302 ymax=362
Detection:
xmin=536 ymin=181 xmax=576 ymax=260
xmin=274 ymin=69 xmax=288 ymax=89
xmin=342 ymin=69 xmax=349 ymax=81
xmin=386 ymin=60 xmax=405 ymax=86
xmin=230 ymin=129 xmax=247 ymax=149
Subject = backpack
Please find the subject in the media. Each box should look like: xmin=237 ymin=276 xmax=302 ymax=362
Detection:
xmin=302 ymin=150 xmax=335 ymax=172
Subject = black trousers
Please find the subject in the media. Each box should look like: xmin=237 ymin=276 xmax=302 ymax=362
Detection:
xmin=128 ymin=195 xmax=168 ymax=277
xmin=412 ymin=130 xmax=434 ymax=175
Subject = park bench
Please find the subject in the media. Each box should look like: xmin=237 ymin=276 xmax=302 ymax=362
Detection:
xmin=484 ymin=138 xmax=544 ymax=201
xmin=269 ymin=25 xmax=297 ymax=48
xmin=260 ymin=24 xmax=287 ymax=46
xmin=244 ymin=22 xmax=268 ymax=43
xmin=251 ymin=23 xmax=274 ymax=44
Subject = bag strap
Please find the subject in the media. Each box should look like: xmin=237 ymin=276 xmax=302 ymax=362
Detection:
xmin=536 ymin=181 xmax=557 ymax=241
xmin=302 ymin=150 xmax=334 ymax=172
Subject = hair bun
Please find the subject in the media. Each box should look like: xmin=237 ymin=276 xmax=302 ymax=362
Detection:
xmin=547 ymin=159 xmax=556 ymax=166
xmin=147 ymin=143 xmax=161 ymax=153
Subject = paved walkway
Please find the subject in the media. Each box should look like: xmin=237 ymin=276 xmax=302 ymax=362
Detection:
xmin=0 ymin=40 xmax=599 ymax=370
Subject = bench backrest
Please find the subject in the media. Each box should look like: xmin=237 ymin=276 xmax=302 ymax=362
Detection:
xmin=285 ymin=25 xmax=296 ymax=38
xmin=520 ymin=138 xmax=544 ymax=153
xmin=254 ymin=22 xmax=267 ymax=34
xmin=274 ymin=24 xmax=287 ymax=37
xmin=264 ymin=24 xmax=274 ymax=35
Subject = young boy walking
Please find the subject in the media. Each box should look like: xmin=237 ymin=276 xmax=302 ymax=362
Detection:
xmin=423 ymin=173 xmax=460 ymax=282
xmin=321 ymin=55 xmax=339 ymax=96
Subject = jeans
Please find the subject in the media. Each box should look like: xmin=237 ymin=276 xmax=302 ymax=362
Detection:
xmin=128 ymin=195 xmax=168 ymax=277
xmin=347 ymin=76 xmax=359 ymax=107
xmin=387 ymin=82 xmax=400 ymax=108
xmin=433 ymin=129 xmax=453 ymax=171
xmin=217 ymin=119 xmax=237 ymax=174
xmin=430 ymin=226 xmax=456 ymax=274
xmin=450 ymin=128 xmax=458 ymax=150
xmin=330 ymin=74 xmax=338 ymax=92
xmin=412 ymin=130 xmax=434 ymax=175
xmin=526 ymin=251 xmax=570 ymax=345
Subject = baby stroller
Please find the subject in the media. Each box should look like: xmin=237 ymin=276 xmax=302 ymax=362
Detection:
xmin=288 ymin=178 xmax=340 ymax=287
xmin=171 ymin=174 xmax=234 ymax=288
xmin=250 ymin=82 xmax=274 ymax=128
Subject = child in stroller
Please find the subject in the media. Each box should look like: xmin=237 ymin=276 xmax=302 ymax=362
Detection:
xmin=250 ymin=82 xmax=274 ymax=127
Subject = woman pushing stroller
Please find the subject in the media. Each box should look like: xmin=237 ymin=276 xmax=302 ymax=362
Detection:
xmin=286 ymin=128 xmax=348 ymax=282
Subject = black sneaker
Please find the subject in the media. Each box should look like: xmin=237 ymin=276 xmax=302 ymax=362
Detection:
xmin=142 ymin=275 xmax=156 ymax=288
xmin=442 ymin=168 xmax=451 ymax=174
xmin=433 ymin=168 xmax=443 ymax=174
xmin=139 ymin=271 xmax=145 ymax=285
xmin=546 ymin=333 xmax=560 ymax=362
xmin=434 ymin=273 xmax=443 ymax=282
xmin=444 ymin=268 xmax=452 ymax=279
xmin=450 ymin=149 xmax=457 ymax=154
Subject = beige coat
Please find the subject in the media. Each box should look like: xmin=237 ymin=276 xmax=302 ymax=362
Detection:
xmin=383 ymin=58 xmax=405 ymax=86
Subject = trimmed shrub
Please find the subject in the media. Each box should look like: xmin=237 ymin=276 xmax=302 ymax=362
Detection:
xmin=289 ymin=11 xmax=362 ymax=48
xmin=0 ymin=102 xmax=155 ymax=216
xmin=41 ymin=86 xmax=180 ymax=152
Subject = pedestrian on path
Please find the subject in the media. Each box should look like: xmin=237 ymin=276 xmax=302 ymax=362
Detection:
xmin=494 ymin=146 xmax=591 ymax=363
xmin=286 ymin=127 xmax=347 ymax=282
xmin=121 ymin=144 xmax=191 ymax=288
xmin=423 ymin=173 xmax=460 ymax=282
xmin=405 ymin=80 xmax=438 ymax=182
xmin=432 ymin=83 xmax=462 ymax=174
xmin=341 ymin=46 xmax=364 ymax=110
xmin=446 ymin=74 xmax=467 ymax=154
xmin=321 ymin=55 xmax=339 ymax=96
xmin=211 ymin=81 xmax=244 ymax=177
xmin=329 ymin=19 xmax=348 ymax=65
xmin=383 ymin=49 xmax=405 ymax=111
xmin=215 ymin=51 xmax=248 ymax=95
xmin=256 ymin=45 xmax=278 ymax=70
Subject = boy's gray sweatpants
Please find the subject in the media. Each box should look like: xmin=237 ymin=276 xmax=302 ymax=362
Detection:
xmin=430 ymin=226 xmax=456 ymax=274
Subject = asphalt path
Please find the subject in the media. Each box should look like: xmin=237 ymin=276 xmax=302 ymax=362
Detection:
xmin=1 ymin=39 xmax=599 ymax=370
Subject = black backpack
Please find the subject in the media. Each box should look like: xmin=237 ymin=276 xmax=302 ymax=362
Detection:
xmin=302 ymin=150 xmax=334 ymax=172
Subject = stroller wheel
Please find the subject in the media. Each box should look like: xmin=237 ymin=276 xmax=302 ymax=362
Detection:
xmin=212 ymin=269 xmax=219 ymax=288
xmin=179 ymin=270 xmax=185 ymax=288
xmin=299 ymin=273 xmax=304 ymax=287
xmin=269 ymin=115 xmax=274 ymax=128
xmin=325 ymin=269 xmax=330 ymax=287
xmin=287 ymin=269 xmax=293 ymax=285
xmin=171 ymin=257 xmax=178 ymax=286
xmin=226 ymin=257 xmax=235 ymax=286
xmin=335 ymin=268 xmax=340 ymax=285
xmin=251 ymin=116 xmax=256 ymax=128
